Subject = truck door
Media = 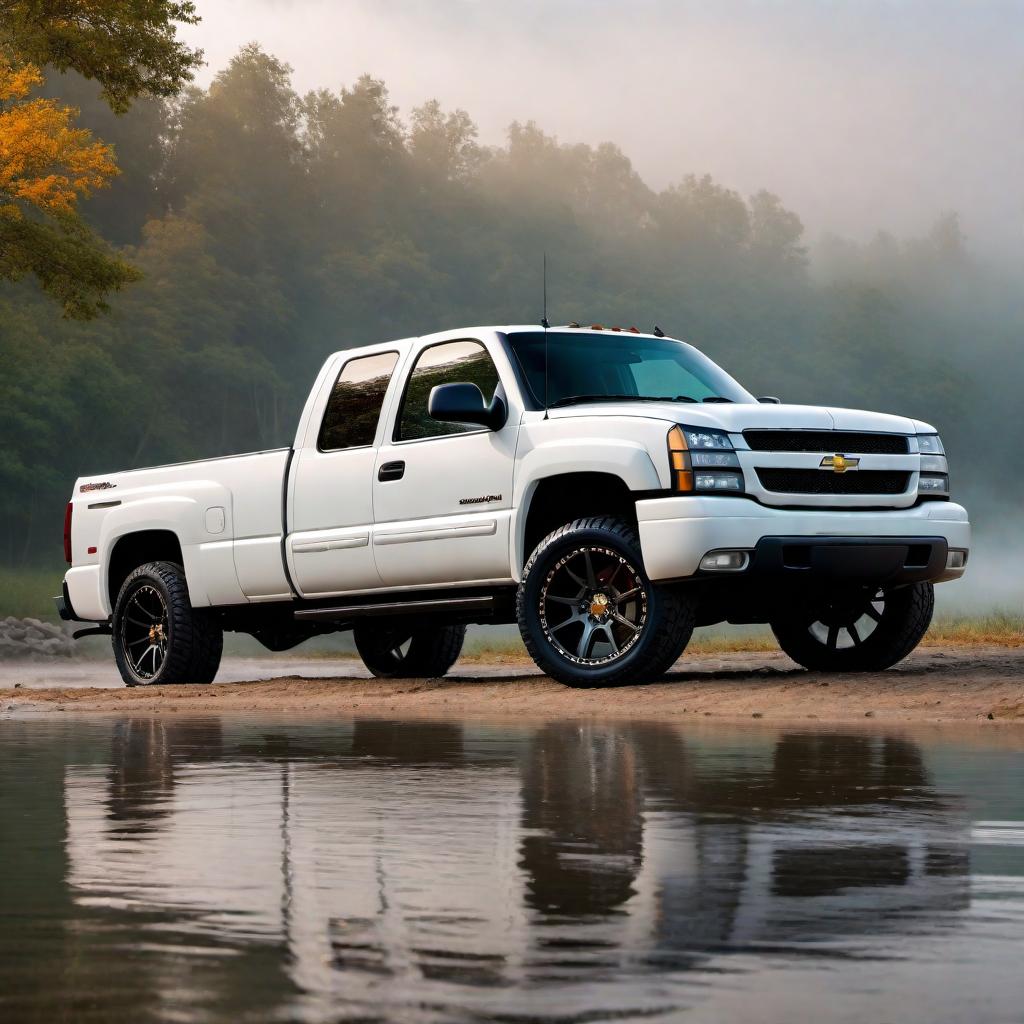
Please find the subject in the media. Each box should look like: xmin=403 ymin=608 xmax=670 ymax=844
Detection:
xmin=371 ymin=337 xmax=518 ymax=588
xmin=287 ymin=349 xmax=401 ymax=597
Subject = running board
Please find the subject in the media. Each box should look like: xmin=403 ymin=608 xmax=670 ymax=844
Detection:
xmin=293 ymin=595 xmax=496 ymax=622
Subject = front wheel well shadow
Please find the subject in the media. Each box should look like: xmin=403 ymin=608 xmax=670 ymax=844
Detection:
xmin=521 ymin=473 xmax=637 ymax=563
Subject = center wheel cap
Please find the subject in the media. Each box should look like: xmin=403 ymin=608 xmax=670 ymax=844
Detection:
xmin=589 ymin=592 xmax=611 ymax=619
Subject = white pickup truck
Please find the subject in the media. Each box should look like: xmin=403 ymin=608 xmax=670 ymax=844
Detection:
xmin=59 ymin=324 xmax=970 ymax=688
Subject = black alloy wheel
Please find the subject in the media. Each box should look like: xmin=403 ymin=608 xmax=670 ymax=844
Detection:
xmin=539 ymin=544 xmax=648 ymax=667
xmin=517 ymin=517 xmax=695 ymax=688
xmin=353 ymin=622 xmax=466 ymax=679
xmin=119 ymin=582 xmax=170 ymax=680
xmin=112 ymin=561 xmax=223 ymax=687
xmin=771 ymin=581 xmax=935 ymax=672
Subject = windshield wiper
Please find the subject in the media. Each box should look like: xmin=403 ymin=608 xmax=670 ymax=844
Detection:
xmin=549 ymin=394 xmax=699 ymax=408
xmin=702 ymin=396 xmax=734 ymax=403
xmin=549 ymin=394 xmax=652 ymax=408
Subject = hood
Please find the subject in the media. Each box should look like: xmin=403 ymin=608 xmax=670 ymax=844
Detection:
xmin=549 ymin=401 xmax=919 ymax=435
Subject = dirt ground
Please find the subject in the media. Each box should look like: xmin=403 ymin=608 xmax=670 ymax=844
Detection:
xmin=2 ymin=644 xmax=1024 ymax=723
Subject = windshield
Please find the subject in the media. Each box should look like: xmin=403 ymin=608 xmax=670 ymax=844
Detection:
xmin=505 ymin=331 xmax=755 ymax=408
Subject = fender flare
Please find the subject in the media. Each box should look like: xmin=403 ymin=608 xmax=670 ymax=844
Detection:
xmin=98 ymin=485 xmax=234 ymax=613
xmin=510 ymin=439 xmax=662 ymax=574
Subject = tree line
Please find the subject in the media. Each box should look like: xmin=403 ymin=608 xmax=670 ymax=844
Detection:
xmin=1 ymin=43 xmax=1020 ymax=565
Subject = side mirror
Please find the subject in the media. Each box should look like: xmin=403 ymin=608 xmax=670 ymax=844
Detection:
xmin=757 ymin=396 xmax=782 ymax=404
xmin=428 ymin=382 xmax=507 ymax=430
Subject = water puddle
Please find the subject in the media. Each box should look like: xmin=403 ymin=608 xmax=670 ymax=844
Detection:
xmin=2 ymin=716 xmax=1023 ymax=1022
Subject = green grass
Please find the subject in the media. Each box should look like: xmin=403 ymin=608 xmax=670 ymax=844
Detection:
xmin=925 ymin=611 xmax=1024 ymax=647
xmin=0 ymin=566 xmax=66 ymax=621
xmin=2 ymin=565 xmax=1020 ymax=652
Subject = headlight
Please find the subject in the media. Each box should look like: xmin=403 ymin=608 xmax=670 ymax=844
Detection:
xmin=668 ymin=425 xmax=744 ymax=494
xmin=680 ymin=427 xmax=733 ymax=450
xmin=915 ymin=434 xmax=949 ymax=496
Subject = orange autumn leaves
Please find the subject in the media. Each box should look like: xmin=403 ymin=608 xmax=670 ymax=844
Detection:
xmin=0 ymin=57 xmax=119 ymax=220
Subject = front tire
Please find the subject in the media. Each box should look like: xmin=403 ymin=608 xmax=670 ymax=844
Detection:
xmin=517 ymin=517 xmax=695 ymax=688
xmin=771 ymin=582 xmax=934 ymax=672
xmin=354 ymin=622 xmax=466 ymax=679
xmin=112 ymin=561 xmax=223 ymax=687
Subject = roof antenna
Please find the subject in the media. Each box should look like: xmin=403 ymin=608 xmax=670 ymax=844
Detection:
xmin=653 ymin=324 xmax=666 ymax=337
xmin=542 ymin=252 xmax=550 ymax=419
xmin=541 ymin=252 xmax=550 ymax=329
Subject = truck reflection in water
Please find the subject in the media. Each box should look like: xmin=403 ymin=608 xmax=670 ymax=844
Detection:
xmin=62 ymin=718 xmax=972 ymax=1020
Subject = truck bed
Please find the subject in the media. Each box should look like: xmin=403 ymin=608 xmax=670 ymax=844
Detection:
xmin=67 ymin=448 xmax=293 ymax=620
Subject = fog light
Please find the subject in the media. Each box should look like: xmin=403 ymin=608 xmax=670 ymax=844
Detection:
xmin=699 ymin=550 xmax=750 ymax=572
xmin=946 ymin=549 xmax=967 ymax=570
xmin=694 ymin=471 xmax=743 ymax=491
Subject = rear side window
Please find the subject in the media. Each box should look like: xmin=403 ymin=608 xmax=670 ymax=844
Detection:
xmin=397 ymin=340 xmax=500 ymax=441
xmin=318 ymin=351 xmax=399 ymax=451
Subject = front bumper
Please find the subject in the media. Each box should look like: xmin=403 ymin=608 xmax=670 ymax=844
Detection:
xmin=636 ymin=497 xmax=970 ymax=584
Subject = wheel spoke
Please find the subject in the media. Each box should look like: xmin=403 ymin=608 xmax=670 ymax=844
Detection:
xmin=609 ymin=610 xmax=641 ymax=634
xmin=826 ymin=624 xmax=839 ymax=649
xmin=564 ymin=564 xmax=588 ymax=589
xmin=601 ymin=562 xmax=623 ymax=589
xmin=582 ymin=550 xmax=598 ymax=589
xmin=614 ymin=587 xmax=641 ymax=604
xmin=848 ymin=623 xmax=861 ymax=646
xmin=546 ymin=594 xmax=581 ymax=606
xmin=551 ymin=610 xmax=586 ymax=634
xmin=576 ymin=621 xmax=597 ymax=659
xmin=866 ymin=604 xmax=883 ymax=622
xmin=600 ymin=624 xmax=620 ymax=656
xmin=133 ymin=643 xmax=157 ymax=674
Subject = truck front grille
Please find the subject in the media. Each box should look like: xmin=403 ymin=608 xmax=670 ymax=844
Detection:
xmin=744 ymin=430 xmax=909 ymax=454
xmin=756 ymin=468 xmax=911 ymax=496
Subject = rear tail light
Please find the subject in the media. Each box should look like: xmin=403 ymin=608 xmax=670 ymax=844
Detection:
xmin=63 ymin=502 xmax=73 ymax=564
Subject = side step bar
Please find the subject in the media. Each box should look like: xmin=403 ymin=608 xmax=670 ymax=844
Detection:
xmin=294 ymin=595 xmax=496 ymax=622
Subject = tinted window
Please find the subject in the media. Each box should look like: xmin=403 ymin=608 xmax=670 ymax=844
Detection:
xmin=506 ymin=331 xmax=754 ymax=407
xmin=318 ymin=351 xmax=399 ymax=451
xmin=397 ymin=340 xmax=501 ymax=441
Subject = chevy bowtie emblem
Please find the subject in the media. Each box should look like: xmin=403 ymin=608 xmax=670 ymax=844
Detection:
xmin=820 ymin=453 xmax=859 ymax=473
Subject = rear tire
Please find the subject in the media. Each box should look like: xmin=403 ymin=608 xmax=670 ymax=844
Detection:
xmin=771 ymin=582 xmax=934 ymax=672
xmin=516 ymin=516 xmax=695 ymax=688
xmin=112 ymin=561 xmax=223 ymax=687
xmin=354 ymin=622 xmax=466 ymax=679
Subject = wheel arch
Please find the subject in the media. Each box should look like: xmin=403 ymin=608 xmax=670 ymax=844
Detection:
xmin=107 ymin=529 xmax=186 ymax=607
xmin=515 ymin=471 xmax=645 ymax=576
xmin=512 ymin=438 xmax=662 ymax=575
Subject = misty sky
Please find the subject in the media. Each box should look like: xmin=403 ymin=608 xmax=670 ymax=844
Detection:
xmin=181 ymin=0 xmax=1022 ymax=259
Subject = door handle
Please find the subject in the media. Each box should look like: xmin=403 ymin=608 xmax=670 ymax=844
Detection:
xmin=378 ymin=460 xmax=405 ymax=482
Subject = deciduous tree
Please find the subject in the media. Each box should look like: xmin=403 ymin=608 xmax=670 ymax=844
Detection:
xmin=0 ymin=56 xmax=138 ymax=316
xmin=0 ymin=0 xmax=201 ymax=314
